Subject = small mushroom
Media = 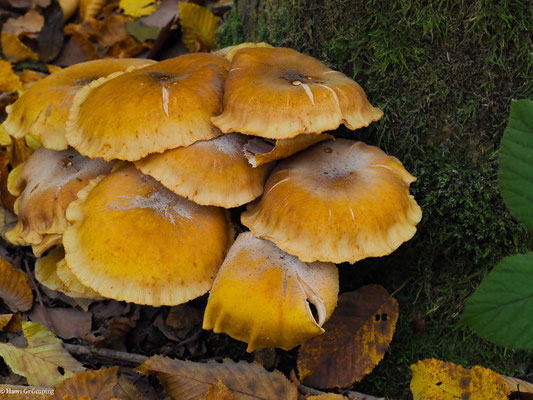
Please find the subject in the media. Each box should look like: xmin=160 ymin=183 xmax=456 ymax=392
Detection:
xmin=5 ymin=147 xmax=114 ymax=256
xmin=203 ymin=232 xmax=338 ymax=352
xmin=242 ymin=139 xmax=422 ymax=263
xmin=3 ymin=58 xmax=154 ymax=150
xmin=135 ymin=133 xmax=270 ymax=207
xmin=212 ymin=47 xmax=383 ymax=139
xmin=63 ymin=164 xmax=234 ymax=306
xmin=66 ymin=53 xmax=229 ymax=161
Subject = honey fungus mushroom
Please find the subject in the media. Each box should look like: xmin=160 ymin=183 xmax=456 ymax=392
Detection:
xmin=63 ymin=164 xmax=234 ymax=306
xmin=242 ymin=139 xmax=422 ymax=263
xmin=203 ymin=232 xmax=339 ymax=352
xmin=3 ymin=58 xmax=154 ymax=150
xmin=5 ymin=147 xmax=113 ymax=256
xmin=66 ymin=53 xmax=229 ymax=161
xmin=212 ymin=47 xmax=383 ymax=139
xmin=135 ymin=133 xmax=270 ymax=207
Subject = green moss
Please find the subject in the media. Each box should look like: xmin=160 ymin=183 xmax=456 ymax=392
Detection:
xmin=220 ymin=1 xmax=533 ymax=398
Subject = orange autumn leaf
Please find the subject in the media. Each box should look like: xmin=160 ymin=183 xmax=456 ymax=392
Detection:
xmin=206 ymin=380 xmax=235 ymax=400
xmin=52 ymin=367 xmax=119 ymax=400
xmin=1 ymin=9 xmax=44 ymax=62
xmin=0 ymin=257 xmax=33 ymax=312
xmin=0 ymin=60 xmax=23 ymax=93
xmin=0 ymin=313 xmax=21 ymax=332
xmin=410 ymin=359 xmax=510 ymax=400
xmin=136 ymin=355 xmax=298 ymax=400
xmin=297 ymin=285 xmax=399 ymax=389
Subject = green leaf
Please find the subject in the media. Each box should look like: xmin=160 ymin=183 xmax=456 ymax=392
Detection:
xmin=125 ymin=20 xmax=160 ymax=42
xmin=498 ymin=99 xmax=533 ymax=230
xmin=462 ymin=252 xmax=533 ymax=348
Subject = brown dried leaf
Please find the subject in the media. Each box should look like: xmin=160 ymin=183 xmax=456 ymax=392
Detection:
xmin=297 ymin=285 xmax=399 ymax=389
xmin=501 ymin=376 xmax=533 ymax=397
xmin=166 ymin=304 xmax=203 ymax=330
xmin=206 ymin=380 xmax=235 ymax=400
xmin=410 ymin=359 xmax=510 ymax=400
xmin=0 ymin=257 xmax=33 ymax=312
xmin=38 ymin=1 xmax=65 ymax=62
xmin=28 ymin=306 xmax=92 ymax=340
xmin=52 ymin=367 xmax=119 ymax=400
xmin=113 ymin=375 xmax=147 ymax=400
xmin=136 ymin=355 xmax=298 ymax=400
xmin=0 ymin=313 xmax=21 ymax=332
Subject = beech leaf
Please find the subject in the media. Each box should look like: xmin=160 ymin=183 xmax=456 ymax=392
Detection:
xmin=135 ymin=355 xmax=298 ymax=400
xmin=52 ymin=367 xmax=119 ymax=400
xmin=178 ymin=2 xmax=219 ymax=52
xmin=410 ymin=359 xmax=510 ymax=400
xmin=0 ymin=256 xmax=33 ymax=312
xmin=119 ymin=0 xmax=156 ymax=17
xmin=0 ymin=321 xmax=85 ymax=387
xmin=297 ymin=285 xmax=398 ymax=389
xmin=0 ymin=313 xmax=22 ymax=332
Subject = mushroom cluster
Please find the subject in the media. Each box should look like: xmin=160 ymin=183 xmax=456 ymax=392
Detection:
xmin=2 ymin=43 xmax=422 ymax=351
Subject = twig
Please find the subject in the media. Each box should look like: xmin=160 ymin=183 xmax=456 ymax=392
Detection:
xmin=23 ymin=259 xmax=56 ymax=333
xmin=63 ymin=344 xmax=390 ymax=399
xmin=390 ymin=279 xmax=409 ymax=298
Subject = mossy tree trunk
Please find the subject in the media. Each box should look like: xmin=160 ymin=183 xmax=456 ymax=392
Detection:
xmin=219 ymin=1 xmax=533 ymax=398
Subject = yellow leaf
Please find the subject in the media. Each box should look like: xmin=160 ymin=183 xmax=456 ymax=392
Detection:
xmin=410 ymin=359 xmax=510 ymax=400
xmin=297 ymin=285 xmax=399 ymax=389
xmin=0 ymin=257 xmax=33 ymax=312
xmin=136 ymin=355 xmax=298 ymax=400
xmin=0 ymin=60 xmax=23 ymax=93
xmin=53 ymin=367 xmax=119 ymax=399
xmin=0 ymin=321 xmax=85 ymax=387
xmin=119 ymin=0 xmax=156 ymax=17
xmin=178 ymin=2 xmax=220 ymax=52
xmin=206 ymin=380 xmax=234 ymax=400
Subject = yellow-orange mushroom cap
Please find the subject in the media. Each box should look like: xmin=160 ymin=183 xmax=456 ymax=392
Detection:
xmin=5 ymin=147 xmax=113 ymax=256
xmin=212 ymin=47 xmax=383 ymax=139
xmin=242 ymin=139 xmax=422 ymax=263
xmin=135 ymin=133 xmax=270 ymax=207
xmin=3 ymin=58 xmax=154 ymax=150
xmin=63 ymin=164 xmax=234 ymax=306
xmin=203 ymin=232 xmax=338 ymax=352
xmin=66 ymin=53 xmax=229 ymax=161
xmin=212 ymin=42 xmax=273 ymax=62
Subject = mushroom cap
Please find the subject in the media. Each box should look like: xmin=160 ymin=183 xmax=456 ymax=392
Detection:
xmin=63 ymin=164 xmax=234 ymax=306
xmin=5 ymin=147 xmax=113 ymax=256
xmin=244 ymin=133 xmax=333 ymax=167
xmin=213 ymin=42 xmax=273 ymax=62
xmin=203 ymin=232 xmax=338 ymax=352
xmin=3 ymin=58 xmax=154 ymax=150
xmin=241 ymin=139 xmax=422 ymax=263
xmin=211 ymin=47 xmax=383 ymax=139
xmin=66 ymin=53 xmax=229 ymax=161
xmin=135 ymin=133 xmax=270 ymax=207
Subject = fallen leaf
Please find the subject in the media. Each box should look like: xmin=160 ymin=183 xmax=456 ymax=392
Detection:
xmin=0 ymin=256 xmax=33 ymax=312
xmin=119 ymin=0 xmax=156 ymax=17
xmin=1 ymin=9 xmax=43 ymax=62
xmin=0 ymin=321 xmax=85 ymax=387
xmin=178 ymin=2 xmax=220 ymax=52
xmin=126 ymin=0 xmax=178 ymax=43
xmin=0 ymin=60 xmax=23 ymax=92
xmin=52 ymin=367 xmax=119 ymax=400
xmin=86 ymin=305 xmax=140 ymax=349
xmin=206 ymin=380 xmax=235 ymax=400
xmin=503 ymin=376 xmax=533 ymax=396
xmin=297 ymin=285 xmax=399 ymax=388
xmin=28 ymin=306 xmax=92 ymax=340
xmin=0 ymin=313 xmax=21 ymax=332
xmin=17 ymin=69 xmax=46 ymax=89
xmin=166 ymin=303 xmax=203 ymax=330
xmin=307 ymin=395 xmax=348 ymax=400
xmin=136 ymin=355 xmax=298 ymax=400
xmin=113 ymin=375 xmax=147 ymax=400
xmin=38 ymin=0 xmax=65 ymax=62
xmin=410 ymin=359 xmax=510 ymax=400
xmin=79 ymin=0 xmax=105 ymax=20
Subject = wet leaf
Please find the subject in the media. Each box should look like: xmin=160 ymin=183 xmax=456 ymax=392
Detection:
xmin=410 ymin=359 xmax=510 ymax=400
xmin=119 ymin=0 xmax=156 ymax=17
xmin=0 ymin=321 xmax=85 ymax=387
xmin=0 ymin=256 xmax=33 ymax=312
xmin=297 ymin=285 xmax=399 ymax=389
xmin=0 ymin=60 xmax=23 ymax=92
xmin=136 ymin=355 xmax=298 ymax=400
xmin=52 ymin=367 xmax=119 ymax=400
xmin=178 ymin=2 xmax=220 ymax=52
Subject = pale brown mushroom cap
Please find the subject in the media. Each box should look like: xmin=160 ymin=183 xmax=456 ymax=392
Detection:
xmin=3 ymin=58 xmax=154 ymax=150
xmin=241 ymin=139 xmax=422 ymax=263
xmin=66 ymin=53 xmax=229 ymax=161
xmin=63 ymin=164 xmax=234 ymax=306
xmin=203 ymin=232 xmax=338 ymax=352
xmin=135 ymin=133 xmax=270 ymax=207
xmin=5 ymin=147 xmax=113 ymax=256
xmin=211 ymin=47 xmax=383 ymax=139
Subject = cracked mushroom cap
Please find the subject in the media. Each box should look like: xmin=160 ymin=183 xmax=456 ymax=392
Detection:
xmin=135 ymin=133 xmax=270 ymax=207
xmin=211 ymin=47 xmax=383 ymax=139
xmin=241 ymin=139 xmax=422 ymax=263
xmin=63 ymin=164 xmax=234 ymax=306
xmin=66 ymin=53 xmax=229 ymax=161
xmin=203 ymin=232 xmax=338 ymax=352
xmin=3 ymin=58 xmax=154 ymax=150
xmin=5 ymin=147 xmax=113 ymax=256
